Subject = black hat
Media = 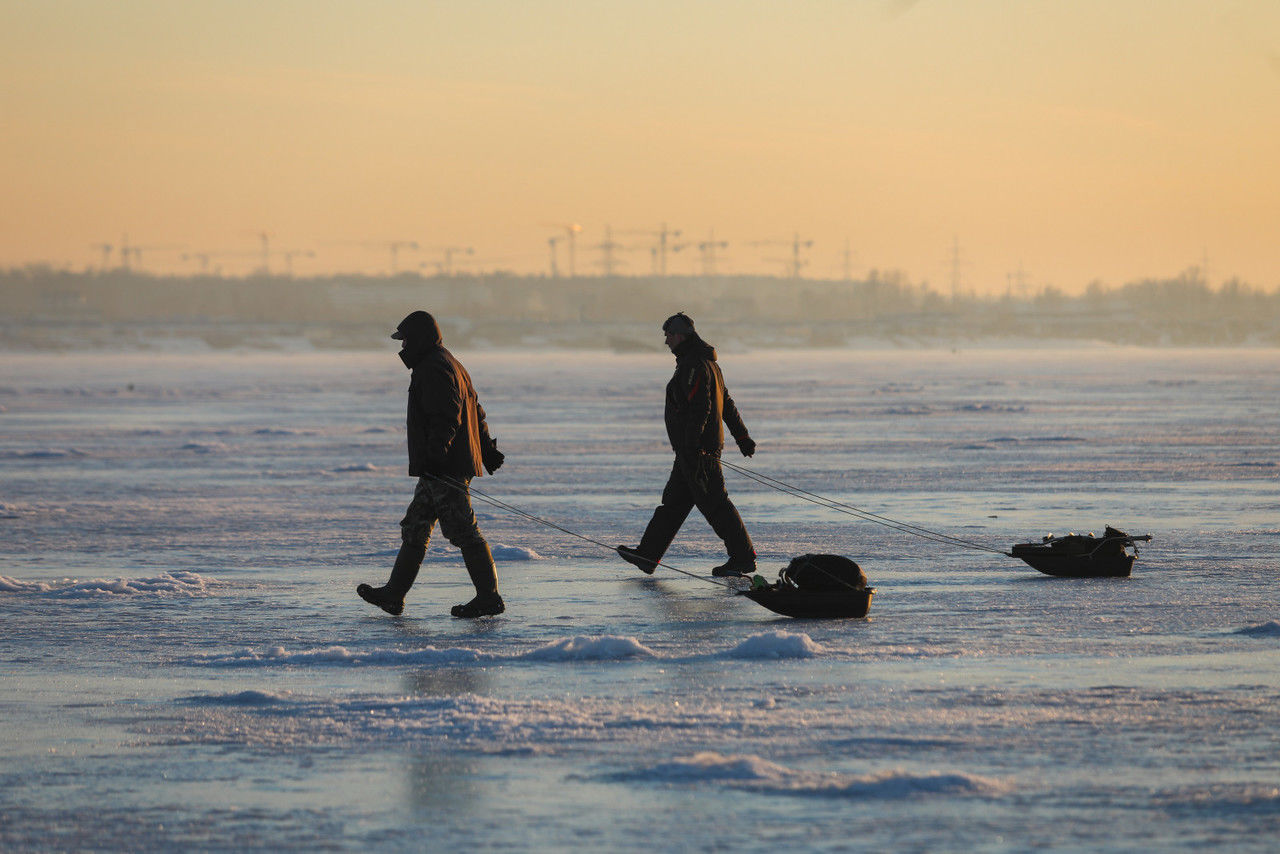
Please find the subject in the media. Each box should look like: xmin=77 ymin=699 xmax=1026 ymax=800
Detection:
xmin=391 ymin=310 xmax=441 ymax=344
xmin=662 ymin=312 xmax=696 ymax=335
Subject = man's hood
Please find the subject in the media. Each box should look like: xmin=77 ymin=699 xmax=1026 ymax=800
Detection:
xmin=674 ymin=333 xmax=716 ymax=363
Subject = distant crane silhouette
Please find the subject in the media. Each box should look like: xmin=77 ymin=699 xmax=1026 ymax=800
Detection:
xmin=241 ymin=232 xmax=316 ymax=276
xmin=278 ymin=249 xmax=315 ymax=277
xmin=90 ymin=243 xmax=114 ymax=271
xmin=697 ymin=231 xmax=729 ymax=276
xmin=621 ymin=223 xmax=682 ymax=276
xmin=429 ymin=246 xmax=474 ymax=277
xmin=255 ymin=231 xmax=272 ymax=275
xmin=383 ymin=240 xmax=420 ymax=275
xmin=547 ymin=236 xmax=561 ymax=278
xmin=117 ymin=234 xmax=185 ymax=272
xmin=182 ymin=252 xmax=216 ymax=274
xmin=749 ymin=233 xmax=813 ymax=278
xmin=541 ymin=223 xmax=582 ymax=277
xmin=325 ymin=239 xmax=420 ymax=274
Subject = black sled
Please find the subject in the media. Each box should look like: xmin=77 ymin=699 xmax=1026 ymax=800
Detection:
xmin=1010 ymin=526 xmax=1151 ymax=578
xmin=741 ymin=553 xmax=874 ymax=619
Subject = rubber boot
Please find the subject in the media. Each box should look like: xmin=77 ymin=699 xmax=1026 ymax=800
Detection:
xmin=451 ymin=544 xmax=504 ymax=618
xmin=460 ymin=543 xmax=498 ymax=595
xmin=706 ymin=501 xmax=756 ymax=577
xmin=616 ymin=545 xmax=657 ymax=574
xmin=357 ymin=541 xmax=426 ymax=616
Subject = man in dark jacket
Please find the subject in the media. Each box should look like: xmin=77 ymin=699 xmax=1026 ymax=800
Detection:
xmin=617 ymin=312 xmax=758 ymax=577
xmin=357 ymin=310 xmax=507 ymax=618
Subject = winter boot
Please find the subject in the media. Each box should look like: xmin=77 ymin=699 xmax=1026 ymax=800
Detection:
xmin=616 ymin=545 xmax=657 ymax=575
xmin=706 ymin=501 xmax=756 ymax=577
xmin=451 ymin=592 xmax=505 ymax=618
xmin=356 ymin=541 xmax=426 ymax=616
xmin=454 ymin=543 xmax=503 ymax=618
xmin=711 ymin=560 xmax=756 ymax=578
xmin=356 ymin=583 xmax=404 ymax=615
xmin=460 ymin=542 xmax=499 ymax=593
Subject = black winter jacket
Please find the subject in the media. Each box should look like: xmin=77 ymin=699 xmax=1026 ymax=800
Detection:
xmin=402 ymin=343 xmax=494 ymax=478
xmin=664 ymin=335 xmax=749 ymax=457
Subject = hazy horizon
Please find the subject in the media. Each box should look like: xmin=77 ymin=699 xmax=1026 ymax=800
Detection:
xmin=3 ymin=1 xmax=1278 ymax=293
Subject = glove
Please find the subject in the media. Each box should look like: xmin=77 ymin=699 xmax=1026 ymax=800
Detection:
xmin=736 ymin=435 xmax=756 ymax=458
xmin=482 ymin=440 xmax=505 ymax=474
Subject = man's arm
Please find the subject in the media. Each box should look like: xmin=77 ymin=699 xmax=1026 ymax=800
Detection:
xmin=475 ymin=399 xmax=505 ymax=473
xmin=721 ymin=375 xmax=756 ymax=457
xmin=681 ymin=361 xmax=715 ymax=453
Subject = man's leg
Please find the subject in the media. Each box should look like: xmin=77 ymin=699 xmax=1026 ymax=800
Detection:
xmin=358 ymin=477 xmax=436 ymax=615
xmin=692 ymin=457 xmax=756 ymax=575
xmin=393 ymin=477 xmax=438 ymax=594
xmin=624 ymin=459 xmax=696 ymax=568
xmin=434 ymin=477 xmax=505 ymax=617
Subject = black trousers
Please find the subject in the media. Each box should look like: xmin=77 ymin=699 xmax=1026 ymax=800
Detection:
xmin=637 ymin=455 xmax=755 ymax=565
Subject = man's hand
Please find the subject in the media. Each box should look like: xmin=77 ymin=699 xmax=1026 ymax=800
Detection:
xmin=737 ymin=435 xmax=756 ymax=458
xmin=482 ymin=441 xmax=505 ymax=474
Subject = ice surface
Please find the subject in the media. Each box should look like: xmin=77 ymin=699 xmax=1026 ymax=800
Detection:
xmin=726 ymin=630 xmax=823 ymax=659
xmin=620 ymin=751 xmax=1009 ymax=798
xmin=519 ymin=635 xmax=657 ymax=661
xmin=0 ymin=571 xmax=210 ymax=597
xmin=1235 ymin=621 xmax=1280 ymax=637
xmin=3 ymin=347 xmax=1280 ymax=851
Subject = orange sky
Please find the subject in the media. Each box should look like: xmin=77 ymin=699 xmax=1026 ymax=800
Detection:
xmin=2 ymin=0 xmax=1278 ymax=292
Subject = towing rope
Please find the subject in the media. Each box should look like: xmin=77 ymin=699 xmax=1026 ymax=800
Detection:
xmin=435 ymin=474 xmax=740 ymax=590
xmin=719 ymin=459 xmax=1013 ymax=557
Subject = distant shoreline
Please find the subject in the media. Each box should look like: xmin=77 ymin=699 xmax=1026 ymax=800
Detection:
xmin=4 ymin=267 xmax=1278 ymax=350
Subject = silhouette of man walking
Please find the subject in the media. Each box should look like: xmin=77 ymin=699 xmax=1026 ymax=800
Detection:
xmin=618 ymin=312 xmax=758 ymax=577
xmin=358 ymin=310 xmax=507 ymax=617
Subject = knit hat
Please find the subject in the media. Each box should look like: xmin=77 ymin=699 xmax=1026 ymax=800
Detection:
xmin=662 ymin=312 xmax=696 ymax=335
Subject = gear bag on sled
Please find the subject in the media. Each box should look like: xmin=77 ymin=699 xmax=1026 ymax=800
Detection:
xmin=741 ymin=553 xmax=874 ymax=619
xmin=778 ymin=553 xmax=868 ymax=591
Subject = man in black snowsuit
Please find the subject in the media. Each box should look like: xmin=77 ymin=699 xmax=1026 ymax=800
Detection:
xmin=617 ymin=312 xmax=758 ymax=577
xmin=358 ymin=310 xmax=507 ymax=618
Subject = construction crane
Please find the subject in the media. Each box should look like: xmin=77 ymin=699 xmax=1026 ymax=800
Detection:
xmin=546 ymin=236 xmax=561 ymax=278
xmin=90 ymin=243 xmax=114 ymax=271
xmin=254 ymin=231 xmax=272 ymax=275
xmin=182 ymin=252 xmax=216 ymax=274
xmin=278 ymin=249 xmax=316 ymax=277
xmin=117 ymin=234 xmax=185 ymax=272
xmin=697 ymin=230 xmax=729 ymax=276
xmin=425 ymin=246 xmax=474 ymax=277
xmin=384 ymin=240 xmax=420 ymax=275
xmin=324 ymin=239 xmax=420 ymax=274
xmin=541 ymin=223 xmax=582 ymax=277
xmin=620 ymin=223 xmax=683 ymax=276
xmin=242 ymin=232 xmax=321 ymax=276
xmin=748 ymin=233 xmax=813 ymax=279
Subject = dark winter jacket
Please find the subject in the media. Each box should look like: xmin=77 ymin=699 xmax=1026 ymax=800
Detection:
xmin=401 ymin=340 xmax=494 ymax=479
xmin=664 ymin=335 xmax=749 ymax=457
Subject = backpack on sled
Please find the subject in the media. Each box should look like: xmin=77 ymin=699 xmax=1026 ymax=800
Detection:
xmin=742 ymin=553 xmax=873 ymax=619
xmin=778 ymin=553 xmax=868 ymax=591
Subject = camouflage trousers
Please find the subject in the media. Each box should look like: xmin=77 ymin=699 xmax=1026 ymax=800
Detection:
xmin=400 ymin=475 xmax=489 ymax=552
